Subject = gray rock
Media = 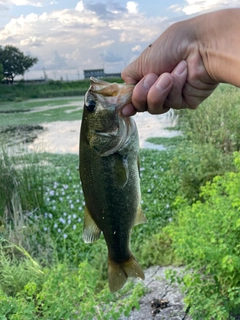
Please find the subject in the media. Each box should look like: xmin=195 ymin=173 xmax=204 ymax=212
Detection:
xmin=119 ymin=266 xmax=192 ymax=320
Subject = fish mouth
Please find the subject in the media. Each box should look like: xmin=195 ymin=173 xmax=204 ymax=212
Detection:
xmin=89 ymin=77 xmax=134 ymax=112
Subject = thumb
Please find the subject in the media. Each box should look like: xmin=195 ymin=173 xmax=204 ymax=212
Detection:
xmin=121 ymin=56 xmax=145 ymax=85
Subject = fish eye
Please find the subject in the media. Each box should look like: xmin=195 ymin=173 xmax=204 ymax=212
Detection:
xmin=86 ymin=100 xmax=96 ymax=112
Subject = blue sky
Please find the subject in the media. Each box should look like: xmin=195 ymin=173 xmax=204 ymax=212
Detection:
xmin=0 ymin=0 xmax=239 ymax=80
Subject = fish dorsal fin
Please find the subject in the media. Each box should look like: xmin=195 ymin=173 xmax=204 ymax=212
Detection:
xmin=83 ymin=206 xmax=101 ymax=243
xmin=134 ymin=205 xmax=147 ymax=226
xmin=114 ymin=154 xmax=129 ymax=189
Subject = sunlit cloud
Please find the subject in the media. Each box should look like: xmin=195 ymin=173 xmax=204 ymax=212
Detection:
xmin=10 ymin=0 xmax=53 ymax=6
xmin=173 ymin=0 xmax=240 ymax=15
xmin=2 ymin=0 xmax=238 ymax=80
xmin=132 ymin=45 xmax=142 ymax=52
xmin=92 ymin=40 xmax=115 ymax=49
xmin=0 ymin=1 xmax=171 ymax=79
xmin=126 ymin=1 xmax=139 ymax=14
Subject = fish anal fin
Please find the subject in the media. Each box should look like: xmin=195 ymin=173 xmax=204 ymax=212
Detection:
xmin=83 ymin=206 xmax=101 ymax=243
xmin=108 ymin=255 xmax=144 ymax=293
xmin=114 ymin=154 xmax=129 ymax=189
xmin=134 ymin=205 xmax=147 ymax=226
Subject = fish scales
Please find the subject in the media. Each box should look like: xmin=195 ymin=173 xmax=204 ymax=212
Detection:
xmin=79 ymin=77 xmax=147 ymax=292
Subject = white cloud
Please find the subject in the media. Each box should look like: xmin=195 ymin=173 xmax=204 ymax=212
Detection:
xmin=10 ymin=0 xmax=53 ymax=6
xmin=75 ymin=1 xmax=84 ymax=12
xmin=0 ymin=1 xmax=171 ymax=79
xmin=132 ymin=45 xmax=141 ymax=52
xmin=175 ymin=0 xmax=240 ymax=15
xmin=20 ymin=36 xmax=45 ymax=47
xmin=126 ymin=1 xmax=139 ymax=14
xmin=92 ymin=40 xmax=115 ymax=49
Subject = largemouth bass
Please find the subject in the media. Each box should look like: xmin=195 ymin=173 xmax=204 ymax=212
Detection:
xmin=79 ymin=77 xmax=146 ymax=292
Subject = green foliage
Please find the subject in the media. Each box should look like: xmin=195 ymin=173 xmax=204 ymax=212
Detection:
xmin=0 ymin=144 xmax=179 ymax=319
xmin=169 ymin=142 xmax=233 ymax=202
xmin=139 ymin=231 xmax=178 ymax=268
xmin=0 ymin=77 xmax=123 ymax=102
xmin=0 ymin=240 xmax=43 ymax=296
xmin=177 ymin=84 xmax=240 ymax=153
xmin=0 ymin=150 xmax=44 ymax=221
xmin=169 ymin=84 xmax=240 ymax=202
xmin=0 ymin=97 xmax=83 ymax=127
xmin=146 ymin=135 xmax=184 ymax=147
xmin=0 ymin=45 xmax=38 ymax=82
xmin=165 ymin=152 xmax=240 ymax=319
xmin=0 ymin=63 xmax=3 ymax=82
xmin=4 ymin=85 xmax=240 ymax=318
xmin=0 ymin=256 xmax=145 ymax=320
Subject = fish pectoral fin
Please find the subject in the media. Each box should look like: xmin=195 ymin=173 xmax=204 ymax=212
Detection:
xmin=83 ymin=206 xmax=101 ymax=243
xmin=134 ymin=205 xmax=147 ymax=226
xmin=114 ymin=154 xmax=129 ymax=189
xmin=108 ymin=255 xmax=145 ymax=293
xmin=137 ymin=155 xmax=141 ymax=178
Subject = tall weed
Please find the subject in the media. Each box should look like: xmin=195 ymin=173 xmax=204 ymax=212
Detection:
xmin=0 ymin=150 xmax=44 ymax=221
xmin=170 ymin=142 xmax=233 ymax=201
xmin=171 ymin=84 xmax=240 ymax=201
xmin=177 ymin=84 xmax=240 ymax=153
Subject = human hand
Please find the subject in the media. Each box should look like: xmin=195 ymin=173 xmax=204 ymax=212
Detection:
xmin=121 ymin=18 xmax=219 ymax=116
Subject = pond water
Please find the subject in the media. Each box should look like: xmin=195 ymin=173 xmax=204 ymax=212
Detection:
xmin=28 ymin=111 xmax=180 ymax=154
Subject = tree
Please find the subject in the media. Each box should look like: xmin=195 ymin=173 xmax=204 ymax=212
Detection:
xmin=0 ymin=63 xmax=3 ymax=82
xmin=0 ymin=45 xmax=38 ymax=83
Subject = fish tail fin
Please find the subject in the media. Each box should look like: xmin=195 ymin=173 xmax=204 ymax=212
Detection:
xmin=108 ymin=255 xmax=144 ymax=293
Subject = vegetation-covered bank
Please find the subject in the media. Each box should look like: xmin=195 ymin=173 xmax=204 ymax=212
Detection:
xmin=0 ymin=147 xmax=179 ymax=319
xmin=0 ymin=78 xmax=123 ymax=102
xmin=0 ymin=83 xmax=240 ymax=319
xmin=162 ymin=84 xmax=240 ymax=319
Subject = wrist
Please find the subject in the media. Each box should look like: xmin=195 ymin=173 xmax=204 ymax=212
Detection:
xmin=195 ymin=9 xmax=240 ymax=86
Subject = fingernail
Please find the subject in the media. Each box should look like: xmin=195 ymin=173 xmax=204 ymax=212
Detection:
xmin=156 ymin=74 xmax=172 ymax=91
xmin=143 ymin=74 xmax=157 ymax=90
xmin=173 ymin=60 xmax=187 ymax=76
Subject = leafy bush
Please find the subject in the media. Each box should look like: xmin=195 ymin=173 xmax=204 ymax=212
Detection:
xmin=177 ymin=84 xmax=240 ymax=153
xmin=169 ymin=142 xmax=233 ymax=202
xmin=165 ymin=152 xmax=240 ymax=319
xmin=0 ymin=255 xmax=145 ymax=320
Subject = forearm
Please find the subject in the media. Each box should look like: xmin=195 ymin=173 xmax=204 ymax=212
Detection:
xmin=194 ymin=8 xmax=240 ymax=86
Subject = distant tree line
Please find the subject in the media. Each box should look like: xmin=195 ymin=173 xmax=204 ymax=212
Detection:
xmin=0 ymin=45 xmax=38 ymax=84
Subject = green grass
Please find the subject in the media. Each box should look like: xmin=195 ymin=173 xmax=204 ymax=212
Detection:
xmin=0 ymin=78 xmax=124 ymax=102
xmin=0 ymin=147 xmax=179 ymax=319
xmin=0 ymin=97 xmax=83 ymax=127
xmin=15 ymin=149 xmax=179 ymax=267
xmin=146 ymin=136 xmax=184 ymax=147
xmin=0 ymin=97 xmax=83 ymax=111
